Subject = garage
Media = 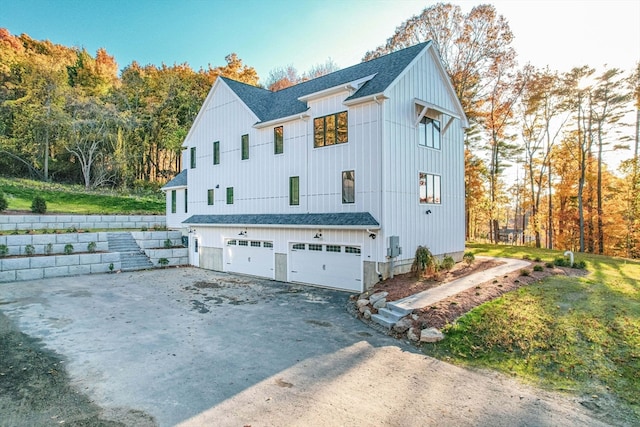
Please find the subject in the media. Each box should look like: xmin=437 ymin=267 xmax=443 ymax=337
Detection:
xmin=289 ymin=243 xmax=362 ymax=292
xmin=224 ymin=239 xmax=274 ymax=279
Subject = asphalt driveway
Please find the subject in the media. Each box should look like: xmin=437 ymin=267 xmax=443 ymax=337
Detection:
xmin=0 ymin=268 xmax=608 ymax=426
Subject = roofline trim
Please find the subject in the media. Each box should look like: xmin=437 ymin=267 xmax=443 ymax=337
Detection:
xmin=343 ymin=93 xmax=389 ymax=106
xmin=182 ymin=222 xmax=381 ymax=230
xmin=161 ymin=185 xmax=187 ymax=191
xmin=253 ymin=111 xmax=311 ymax=129
xmin=297 ymin=73 xmax=378 ymax=102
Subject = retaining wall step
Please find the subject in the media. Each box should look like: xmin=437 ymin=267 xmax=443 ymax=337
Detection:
xmin=371 ymin=313 xmax=397 ymax=329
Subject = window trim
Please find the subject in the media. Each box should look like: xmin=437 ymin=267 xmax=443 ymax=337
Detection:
xmin=289 ymin=176 xmax=299 ymax=206
xmin=342 ymin=170 xmax=355 ymax=204
xmin=171 ymin=190 xmax=176 ymax=213
xmin=274 ymin=126 xmax=283 ymax=155
xmin=207 ymin=189 xmax=214 ymax=206
xmin=419 ymin=172 xmax=442 ymax=204
xmin=241 ymin=134 xmax=249 ymax=160
xmin=314 ymin=111 xmax=348 ymax=148
xmin=184 ymin=189 xmax=188 ymax=213
xmin=418 ymin=116 xmax=441 ymax=150
xmin=213 ymin=141 xmax=220 ymax=165
xmin=190 ymin=147 xmax=196 ymax=169
xmin=226 ymin=187 xmax=234 ymax=204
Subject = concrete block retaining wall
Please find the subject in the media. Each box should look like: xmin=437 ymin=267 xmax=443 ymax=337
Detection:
xmin=0 ymin=252 xmax=121 ymax=283
xmin=144 ymin=248 xmax=189 ymax=267
xmin=132 ymin=231 xmax=188 ymax=267
xmin=0 ymin=232 xmax=109 ymax=256
xmin=0 ymin=214 xmax=165 ymax=232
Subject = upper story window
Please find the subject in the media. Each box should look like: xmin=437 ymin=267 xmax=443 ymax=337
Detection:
xmin=419 ymin=117 xmax=441 ymax=149
xmin=190 ymin=147 xmax=196 ymax=168
xmin=289 ymin=176 xmax=299 ymax=206
xmin=213 ymin=141 xmax=220 ymax=165
xmin=314 ymin=111 xmax=348 ymax=148
xmin=342 ymin=170 xmax=355 ymax=204
xmin=241 ymin=134 xmax=249 ymax=160
xmin=226 ymin=187 xmax=234 ymax=204
xmin=184 ymin=189 xmax=188 ymax=212
xmin=207 ymin=189 xmax=214 ymax=205
xmin=274 ymin=126 xmax=283 ymax=154
xmin=419 ymin=172 xmax=441 ymax=204
xmin=171 ymin=190 xmax=176 ymax=213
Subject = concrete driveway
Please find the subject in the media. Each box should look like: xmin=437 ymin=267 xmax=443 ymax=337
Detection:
xmin=0 ymin=268 xmax=608 ymax=426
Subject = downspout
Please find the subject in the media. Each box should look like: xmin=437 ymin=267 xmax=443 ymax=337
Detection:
xmin=374 ymin=95 xmax=384 ymax=280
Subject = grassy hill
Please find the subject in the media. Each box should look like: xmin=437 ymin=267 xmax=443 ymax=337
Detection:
xmin=424 ymin=243 xmax=640 ymax=423
xmin=0 ymin=177 xmax=164 ymax=215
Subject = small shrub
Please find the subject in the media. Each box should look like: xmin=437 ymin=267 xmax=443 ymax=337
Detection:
xmin=158 ymin=257 xmax=170 ymax=267
xmin=87 ymin=241 xmax=97 ymax=253
xmin=533 ymin=265 xmax=544 ymax=272
xmin=522 ymin=254 xmax=531 ymax=260
xmin=411 ymin=246 xmax=438 ymax=277
xmin=573 ymin=260 xmax=587 ymax=269
xmin=545 ymin=262 xmax=554 ymax=268
xmin=109 ymin=262 xmax=114 ymax=272
xmin=520 ymin=269 xmax=530 ymax=276
xmin=24 ymin=244 xmax=35 ymax=256
xmin=45 ymin=243 xmax=53 ymax=255
xmin=0 ymin=192 xmax=8 ymax=212
xmin=64 ymin=244 xmax=74 ymax=255
xmin=163 ymin=238 xmax=172 ymax=249
xmin=141 ymin=226 xmax=148 ymax=231
xmin=534 ymin=257 xmax=542 ymax=262
xmin=463 ymin=252 xmax=475 ymax=266
xmin=66 ymin=227 xmax=78 ymax=233
xmin=441 ymin=254 xmax=455 ymax=271
xmin=554 ymin=257 xmax=569 ymax=267
xmin=31 ymin=196 xmax=47 ymax=214
xmin=0 ymin=244 xmax=8 ymax=257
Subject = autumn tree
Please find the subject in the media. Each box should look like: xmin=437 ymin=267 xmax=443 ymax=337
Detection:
xmin=203 ymin=53 xmax=259 ymax=86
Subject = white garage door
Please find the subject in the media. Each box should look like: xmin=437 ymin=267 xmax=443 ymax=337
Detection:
xmin=225 ymin=239 xmax=274 ymax=279
xmin=289 ymin=243 xmax=362 ymax=292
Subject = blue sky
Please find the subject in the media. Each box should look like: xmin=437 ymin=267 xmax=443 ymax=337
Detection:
xmin=1 ymin=0 xmax=639 ymax=84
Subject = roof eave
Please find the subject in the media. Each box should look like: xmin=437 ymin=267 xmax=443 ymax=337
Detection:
xmin=343 ymin=93 xmax=389 ymax=106
xmin=182 ymin=222 xmax=381 ymax=230
xmin=253 ymin=110 xmax=311 ymax=129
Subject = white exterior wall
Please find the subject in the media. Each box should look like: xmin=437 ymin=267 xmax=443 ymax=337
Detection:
xmin=381 ymin=49 xmax=466 ymax=263
xmin=165 ymin=186 xmax=189 ymax=230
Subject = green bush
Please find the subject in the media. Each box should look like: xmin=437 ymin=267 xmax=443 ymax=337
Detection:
xmin=411 ymin=246 xmax=438 ymax=277
xmin=164 ymin=238 xmax=172 ymax=249
xmin=45 ymin=243 xmax=53 ymax=255
xmin=158 ymin=257 xmax=169 ymax=267
xmin=545 ymin=262 xmax=555 ymax=268
xmin=24 ymin=244 xmax=35 ymax=256
xmin=554 ymin=257 xmax=569 ymax=267
xmin=533 ymin=265 xmax=544 ymax=272
xmin=573 ymin=260 xmax=587 ymax=269
xmin=441 ymin=254 xmax=455 ymax=271
xmin=534 ymin=257 xmax=542 ymax=262
xmin=0 ymin=244 xmax=8 ymax=257
xmin=0 ymin=192 xmax=7 ymax=212
xmin=31 ymin=196 xmax=47 ymax=214
xmin=87 ymin=241 xmax=97 ymax=253
xmin=463 ymin=251 xmax=475 ymax=266
xmin=520 ymin=269 xmax=530 ymax=276
xmin=64 ymin=244 xmax=74 ymax=255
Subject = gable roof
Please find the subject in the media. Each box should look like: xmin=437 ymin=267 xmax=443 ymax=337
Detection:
xmin=183 ymin=212 xmax=380 ymax=229
xmin=222 ymin=42 xmax=431 ymax=124
xmin=161 ymin=169 xmax=187 ymax=190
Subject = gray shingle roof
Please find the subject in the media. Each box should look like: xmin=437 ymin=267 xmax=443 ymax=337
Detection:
xmin=183 ymin=212 xmax=380 ymax=228
xmin=161 ymin=169 xmax=187 ymax=189
xmin=222 ymin=42 xmax=430 ymax=124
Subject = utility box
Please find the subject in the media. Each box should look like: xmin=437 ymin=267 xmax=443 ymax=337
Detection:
xmin=387 ymin=235 xmax=401 ymax=257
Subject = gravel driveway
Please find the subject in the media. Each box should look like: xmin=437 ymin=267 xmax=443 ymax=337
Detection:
xmin=0 ymin=268 xmax=609 ymax=426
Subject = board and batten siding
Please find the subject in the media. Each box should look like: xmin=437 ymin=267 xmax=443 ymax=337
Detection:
xmin=380 ymin=49 xmax=465 ymax=262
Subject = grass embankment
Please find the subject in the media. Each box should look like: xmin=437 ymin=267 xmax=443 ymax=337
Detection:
xmin=424 ymin=243 xmax=639 ymax=421
xmin=0 ymin=177 xmax=164 ymax=214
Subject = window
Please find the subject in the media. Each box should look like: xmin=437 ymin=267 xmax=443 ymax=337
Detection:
xmin=314 ymin=111 xmax=348 ymax=148
xmin=226 ymin=187 xmax=234 ymax=204
xmin=227 ymin=240 xmax=237 ymax=246
xmin=238 ymin=240 xmax=248 ymax=246
xmin=309 ymin=244 xmax=322 ymax=251
xmin=342 ymin=170 xmax=355 ymax=204
xmin=171 ymin=190 xmax=176 ymax=213
xmin=289 ymin=176 xmax=299 ymax=206
xmin=251 ymin=241 xmax=261 ymax=247
xmin=292 ymin=243 xmax=305 ymax=250
xmin=326 ymin=245 xmax=341 ymax=253
xmin=190 ymin=147 xmax=196 ymax=168
xmin=418 ymin=117 xmax=441 ymax=149
xmin=207 ymin=189 xmax=214 ymax=205
xmin=184 ymin=189 xmax=188 ymax=213
xmin=263 ymin=242 xmax=273 ymax=248
xmin=241 ymin=134 xmax=249 ymax=160
xmin=345 ymin=246 xmax=361 ymax=254
xmin=274 ymin=126 xmax=283 ymax=154
xmin=419 ymin=172 xmax=441 ymax=204
xmin=213 ymin=141 xmax=220 ymax=165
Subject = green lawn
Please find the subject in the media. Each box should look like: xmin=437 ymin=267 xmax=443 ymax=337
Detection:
xmin=423 ymin=243 xmax=640 ymax=422
xmin=0 ymin=177 xmax=164 ymax=215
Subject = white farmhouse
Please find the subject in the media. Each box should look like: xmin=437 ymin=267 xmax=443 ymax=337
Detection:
xmin=161 ymin=42 xmax=468 ymax=292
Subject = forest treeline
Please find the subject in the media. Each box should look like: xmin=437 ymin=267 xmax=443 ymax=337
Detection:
xmin=1 ymin=3 xmax=639 ymax=258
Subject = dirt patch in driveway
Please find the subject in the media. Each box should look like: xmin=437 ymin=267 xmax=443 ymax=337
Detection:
xmin=0 ymin=312 xmax=156 ymax=426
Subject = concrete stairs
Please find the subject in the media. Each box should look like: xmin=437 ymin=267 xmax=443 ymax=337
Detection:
xmin=371 ymin=302 xmax=414 ymax=329
xmin=107 ymin=232 xmax=154 ymax=271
